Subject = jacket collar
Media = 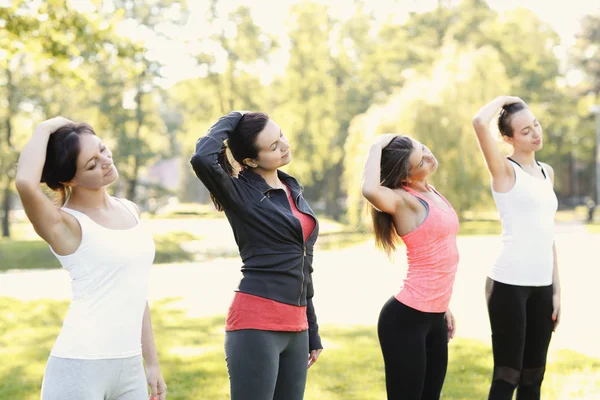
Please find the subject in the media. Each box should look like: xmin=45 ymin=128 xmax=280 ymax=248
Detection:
xmin=239 ymin=168 xmax=303 ymax=195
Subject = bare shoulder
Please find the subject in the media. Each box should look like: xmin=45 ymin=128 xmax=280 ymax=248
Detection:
xmin=395 ymin=187 xmax=424 ymax=211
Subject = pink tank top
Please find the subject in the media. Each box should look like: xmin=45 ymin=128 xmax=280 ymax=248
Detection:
xmin=395 ymin=186 xmax=460 ymax=313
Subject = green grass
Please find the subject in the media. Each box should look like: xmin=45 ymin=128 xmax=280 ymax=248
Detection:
xmin=1 ymin=298 xmax=598 ymax=399
xmin=0 ymin=240 xmax=61 ymax=270
xmin=0 ymin=232 xmax=201 ymax=271
xmin=459 ymin=219 xmax=502 ymax=236
xmin=150 ymin=203 xmax=223 ymax=219
xmin=2 ymin=211 xmax=596 ymax=272
xmin=585 ymin=222 xmax=600 ymax=234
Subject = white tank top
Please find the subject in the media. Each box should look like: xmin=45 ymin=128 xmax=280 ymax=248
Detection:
xmin=491 ymin=160 xmax=557 ymax=286
xmin=49 ymin=199 xmax=155 ymax=359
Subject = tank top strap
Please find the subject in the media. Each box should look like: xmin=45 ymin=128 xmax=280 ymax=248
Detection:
xmin=402 ymin=185 xmax=430 ymax=204
xmin=50 ymin=208 xmax=93 ymax=257
xmin=114 ymin=198 xmax=140 ymax=222
xmin=536 ymin=161 xmax=548 ymax=179
xmin=508 ymin=157 xmax=548 ymax=180
xmin=507 ymin=158 xmax=522 ymax=174
xmin=428 ymin=185 xmax=453 ymax=209
xmin=61 ymin=207 xmax=93 ymax=227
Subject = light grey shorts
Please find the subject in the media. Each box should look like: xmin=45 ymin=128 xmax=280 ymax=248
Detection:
xmin=40 ymin=355 xmax=147 ymax=400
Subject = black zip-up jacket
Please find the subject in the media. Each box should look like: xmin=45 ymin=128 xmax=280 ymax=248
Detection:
xmin=190 ymin=111 xmax=322 ymax=351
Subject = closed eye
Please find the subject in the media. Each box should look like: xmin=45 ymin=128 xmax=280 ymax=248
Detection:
xmin=271 ymin=132 xmax=283 ymax=151
xmin=87 ymin=145 xmax=108 ymax=169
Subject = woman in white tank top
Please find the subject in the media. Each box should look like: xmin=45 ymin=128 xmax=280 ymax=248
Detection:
xmin=472 ymin=97 xmax=560 ymax=400
xmin=15 ymin=117 xmax=166 ymax=400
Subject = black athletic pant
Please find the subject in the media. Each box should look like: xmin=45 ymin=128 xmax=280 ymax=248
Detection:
xmin=378 ymin=297 xmax=448 ymax=400
xmin=225 ymin=329 xmax=309 ymax=400
xmin=486 ymin=278 xmax=554 ymax=400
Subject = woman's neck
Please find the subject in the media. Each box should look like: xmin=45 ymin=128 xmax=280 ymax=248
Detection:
xmin=66 ymin=188 xmax=112 ymax=211
xmin=254 ymin=168 xmax=283 ymax=189
xmin=509 ymin=149 xmax=536 ymax=168
xmin=407 ymin=179 xmax=429 ymax=193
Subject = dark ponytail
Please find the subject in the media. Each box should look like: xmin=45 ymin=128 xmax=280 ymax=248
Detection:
xmin=498 ymin=102 xmax=527 ymax=137
xmin=210 ymin=112 xmax=269 ymax=211
xmin=370 ymin=135 xmax=414 ymax=257
xmin=41 ymin=122 xmax=96 ymax=206
xmin=210 ymin=142 xmax=236 ymax=211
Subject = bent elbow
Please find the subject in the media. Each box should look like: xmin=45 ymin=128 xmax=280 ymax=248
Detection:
xmin=361 ymin=186 xmax=376 ymax=201
xmin=472 ymin=116 xmax=485 ymax=128
xmin=15 ymin=178 xmax=37 ymax=195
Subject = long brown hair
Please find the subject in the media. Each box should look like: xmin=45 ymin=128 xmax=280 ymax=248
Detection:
xmin=370 ymin=135 xmax=414 ymax=257
xmin=211 ymin=112 xmax=269 ymax=211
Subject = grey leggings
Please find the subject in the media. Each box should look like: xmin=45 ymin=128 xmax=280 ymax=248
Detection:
xmin=41 ymin=355 xmax=147 ymax=400
xmin=225 ymin=329 xmax=309 ymax=400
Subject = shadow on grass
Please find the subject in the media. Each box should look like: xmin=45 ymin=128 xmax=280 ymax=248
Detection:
xmin=1 ymin=298 xmax=599 ymax=400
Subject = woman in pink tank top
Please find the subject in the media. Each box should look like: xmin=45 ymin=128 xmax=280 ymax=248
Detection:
xmin=362 ymin=134 xmax=460 ymax=400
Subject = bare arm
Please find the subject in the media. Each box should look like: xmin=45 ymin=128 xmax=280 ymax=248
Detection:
xmin=544 ymin=163 xmax=561 ymax=330
xmin=15 ymin=117 xmax=79 ymax=251
xmin=552 ymin=242 xmax=560 ymax=295
xmin=472 ymin=96 xmax=523 ymax=181
xmin=361 ymin=134 xmax=407 ymax=214
xmin=142 ymin=302 xmax=167 ymax=400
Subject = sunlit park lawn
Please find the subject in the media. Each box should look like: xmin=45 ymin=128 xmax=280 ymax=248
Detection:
xmin=1 ymin=297 xmax=599 ymax=400
xmin=1 ymin=208 xmax=600 ymax=399
xmin=0 ymin=208 xmax=503 ymax=272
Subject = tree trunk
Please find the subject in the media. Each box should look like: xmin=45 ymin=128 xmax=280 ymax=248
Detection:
xmin=2 ymin=180 xmax=13 ymax=238
xmin=2 ymin=69 xmax=15 ymax=238
xmin=128 ymin=72 xmax=147 ymax=203
xmin=324 ymin=162 xmax=343 ymax=220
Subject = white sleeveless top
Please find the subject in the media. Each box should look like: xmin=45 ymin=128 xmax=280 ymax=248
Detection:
xmin=491 ymin=160 xmax=557 ymax=286
xmin=49 ymin=199 xmax=155 ymax=359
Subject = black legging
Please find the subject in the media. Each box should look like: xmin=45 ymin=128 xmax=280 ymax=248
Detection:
xmin=377 ymin=297 xmax=448 ymax=400
xmin=486 ymin=278 xmax=554 ymax=400
xmin=225 ymin=330 xmax=308 ymax=400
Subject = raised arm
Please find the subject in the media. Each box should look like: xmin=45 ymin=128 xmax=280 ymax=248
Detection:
xmin=361 ymin=134 xmax=408 ymax=214
xmin=15 ymin=117 xmax=80 ymax=253
xmin=190 ymin=111 xmax=245 ymax=210
xmin=472 ymin=96 xmax=523 ymax=181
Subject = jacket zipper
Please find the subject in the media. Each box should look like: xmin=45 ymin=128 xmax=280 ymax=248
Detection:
xmin=272 ymin=186 xmax=314 ymax=306
xmin=293 ymin=190 xmax=304 ymax=305
xmin=298 ymin=244 xmax=306 ymax=305
xmin=294 ymin=191 xmax=316 ymax=306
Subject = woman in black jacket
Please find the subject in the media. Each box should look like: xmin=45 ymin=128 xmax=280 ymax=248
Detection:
xmin=190 ymin=111 xmax=323 ymax=400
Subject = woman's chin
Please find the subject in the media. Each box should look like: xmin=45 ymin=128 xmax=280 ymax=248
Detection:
xmin=281 ymin=155 xmax=292 ymax=167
